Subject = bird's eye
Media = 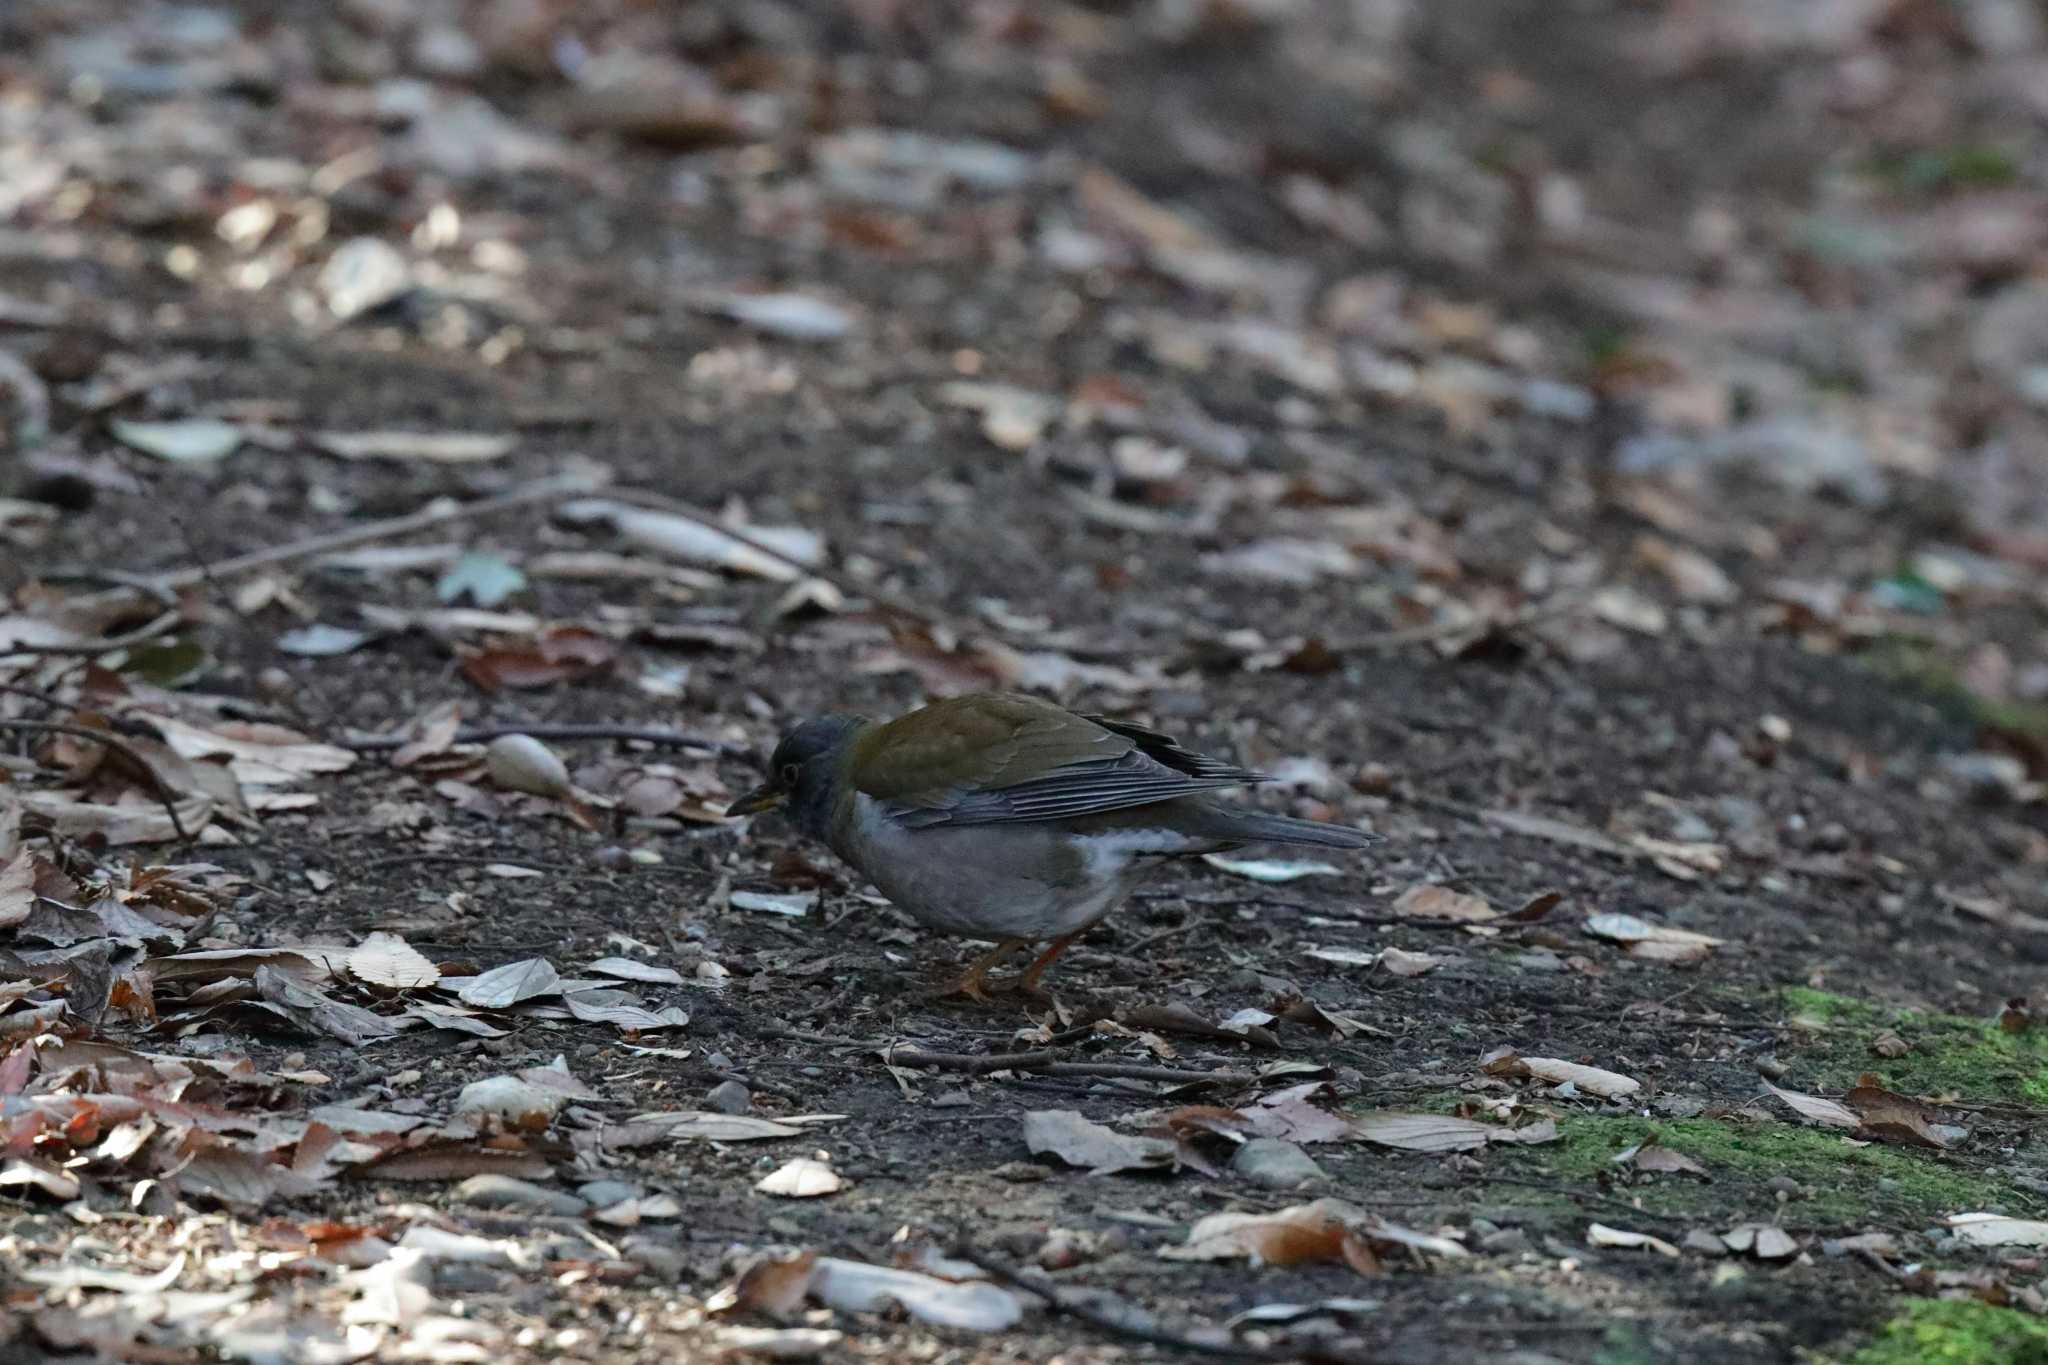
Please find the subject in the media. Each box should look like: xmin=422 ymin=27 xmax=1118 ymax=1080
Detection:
xmin=780 ymin=762 xmax=800 ymax=785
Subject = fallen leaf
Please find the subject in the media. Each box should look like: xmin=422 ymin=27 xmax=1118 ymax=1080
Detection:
xmin=704 ymin=292 xmax=855 ymax=342
xmin=313 ymin=431 xmax=517 ymax=462
xmin=1350 ymin=1111 xmax=1559 ymax=1152
xmin=1022 ymin=1110 xmax=1176 ymax=1175
xmin=277 ymin=624 xmax=374 ymax=657
xmin=1378 ymin=947 xmax=1442 ymax=977
xmin=757 ymin=1158 xmax=844 ymax=1198
xmin=458 ymin=958 xmax=562 ymax=1009
xmin=808 ymin=1257 xmax=1021 ymax=1331
xmin=731 ymin=889 xmax=817 ymax=917
xmin=1845 ymin=1082 xmax=1965 ymax=1149
xmin=1481 ymin=1047 xmax=1641 ymax=1099
xmin=1615 ymin=1139 xmax=1709 ymax=1177
xmin=438 ymin=552 xmax=528 ymax=607
xmin=348 ymin=933 xmax=440 ymax=990
xmin=561 ymin=989 xmax=689 ymax=1033
xmin=484 ymin=734 xmax=575 ymax=799
xmin=1204 ymin=855 xmax=1342 ymax=883
xmin=1588 ymin=1222 xmax=1681 ymax=1257
xmin=255 ymin=966 xmax=402 ymax=1047
xmin=559 ymin=499 xmax=823 ymax=580
xmin=1583 ymin=912 xmax=1725 ymax=963
xmin=109 ymin=417 xmax=244 ymax=463
xmin=1392 ymin=884 xmax=1497 ymax=922
xmin=587 ymin=957 xmax=685 ymax=986
xmin=1160 ymin=1199 xmax=1380 ymax=1274
xmin=1763 ymin=1082 xmax=1859 ymax=1129
xmin=1946 ymin=1213 xmax=2048 ymax=1248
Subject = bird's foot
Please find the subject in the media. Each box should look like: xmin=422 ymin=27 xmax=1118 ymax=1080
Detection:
xmin=931 ymin=939 xmax=1028 ymax=1003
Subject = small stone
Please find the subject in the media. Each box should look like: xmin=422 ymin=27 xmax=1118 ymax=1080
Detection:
xmin=1037 ymin=1228 xmax=1096 ymax=1270
xmin=1683 ymin=1229 xmax=1728 ymax=1255
xmin=1479 ymin=1226 xmax=1531 ymax=1254
xmin=622 ymin=1235 xmax=688 ymax=1281
xmin=452 ymin=1175 xmax=588 ymax=1216
xmin=705 ymin=1080 xmax=751 ymax=1114
xmin=1230 ymin=1138 xmax=1325 ymax=1190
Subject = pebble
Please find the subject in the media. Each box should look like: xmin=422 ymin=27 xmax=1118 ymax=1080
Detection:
xmin=1230 ymin=1138 xmax=1325 ymax=1190
xmin=706 ymin=1080 xmax=751 ymax=1114
xmin=452 ymin=1174 xmax=588 ymax=1216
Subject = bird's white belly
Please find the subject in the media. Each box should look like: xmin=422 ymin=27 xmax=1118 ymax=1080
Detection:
xmin=836 ymin=796 xmax=1187 ymax=941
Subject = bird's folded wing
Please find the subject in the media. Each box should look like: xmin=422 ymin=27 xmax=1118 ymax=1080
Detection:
xmin=852 ymin=694 xmax=1262 ymax=827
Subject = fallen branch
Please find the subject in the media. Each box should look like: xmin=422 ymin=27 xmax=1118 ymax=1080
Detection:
xmin=0 ymin=719 xmax=194 ymax=844
xmin=142 ymin=469 xmax=605 ymax=592
xmin=347 ymin=722 xmax=755 ymax=762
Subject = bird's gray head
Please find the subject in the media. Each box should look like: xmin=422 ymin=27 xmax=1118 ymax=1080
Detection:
xmin=727 ymin=714 xmax=868 ymax=839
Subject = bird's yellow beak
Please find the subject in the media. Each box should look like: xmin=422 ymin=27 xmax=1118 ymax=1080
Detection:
xmin=725 ymin=781 xmax=789 ymax=817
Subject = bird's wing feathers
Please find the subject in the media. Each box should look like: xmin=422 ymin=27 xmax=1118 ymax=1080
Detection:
xmin=852 ymin=694 xmax=1263 ymax=828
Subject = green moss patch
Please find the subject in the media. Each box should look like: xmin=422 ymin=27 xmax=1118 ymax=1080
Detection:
xmin=1779 ymin=988 xmax=2048 ymax=1105
xmin=1522 ymin=1115 xmax=2030 ymax=1224
xmin=1842 ymin=1298 xmax=2048 ymax=1365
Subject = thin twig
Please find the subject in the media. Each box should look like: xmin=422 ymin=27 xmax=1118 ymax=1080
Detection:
xmin=888 ymin=1047 xmax=1254 ymax=1086
xmin=140 ymin=470 xmax=604 ymax=591
xmin=347 ymin=723 xmax=754 ymax=762
xmin=0 ymin=720 xmax=193 ymax=844
xmin=1468 ymin=1175 xmax=1688 ymax=1224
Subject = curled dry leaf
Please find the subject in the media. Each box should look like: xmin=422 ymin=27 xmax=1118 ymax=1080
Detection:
xmin=1022 ymin=1109 xmax=1176 ymax=1175
xmin=1583 ymin=912 xmax=1724 ymax=963
xmin=1480 ymin=1047 xmax=1641 ymax=1099
xmin=730 ymin=889 xmax=818 ymax=917
xmin=1843 ymin=1081 xmax=1965 ymax=1149
xmin=558 ymin=499 xmax=824 ymax=581
xmin=1392 ymin=884 xmax=1497 ymax=923
xmin=1378 ymin=947 xmax=1442 ymax=977
xmin=756 ymin=1157 xmax=844 ymax=1198
xmin=711 ymin=1250 xmax=818 ymax=1317
xmin=1160 ymin=1199 xmax=1381 ymax=1274
xmin=1588 ymin=1223 xmax=1681 ymax=1257
xmin=483 ymin=734 xmax=574 ymax=799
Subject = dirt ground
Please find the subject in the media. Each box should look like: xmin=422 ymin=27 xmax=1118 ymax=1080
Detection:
xmin=6 ymin=2 xmax=2048 ymax=1362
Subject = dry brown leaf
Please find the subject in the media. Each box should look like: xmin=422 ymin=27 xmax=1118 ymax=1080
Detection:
xmin=1392 ymin=884 xmax=1497 ymax=923
xmin=1845 ymin=1082 xmax=1964 ymax=1149
xmin=457 ymin=958 xmax=562 ymax=1009
xmin=710 ymin=1250 xmax=817 ymax=1318
xmin=1378 ymin=947 xmax=1443 ymax=977
xmin=1159 ymin=1199 xmax=1379 ymax=1275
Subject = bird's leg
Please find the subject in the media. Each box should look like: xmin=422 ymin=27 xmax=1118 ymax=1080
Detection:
xmin=1015 ymin=932 xmax=1081 ymax=997
xmin=937 ymin=939 xmax=1028 ymax=1002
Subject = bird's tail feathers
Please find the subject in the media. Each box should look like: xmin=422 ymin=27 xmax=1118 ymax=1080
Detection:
xmin=1212 ymin=810 xmax=1378 ymax=850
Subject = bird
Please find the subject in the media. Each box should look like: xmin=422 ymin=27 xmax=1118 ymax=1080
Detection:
xmin=725 ymin=692 xmax=1375 ymax=999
